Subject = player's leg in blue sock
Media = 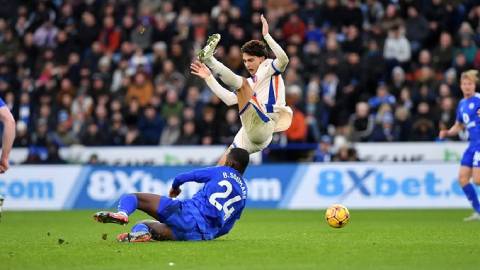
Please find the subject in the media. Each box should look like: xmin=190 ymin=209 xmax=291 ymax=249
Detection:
xmin=459 ymin=166 xmax=480 ymax=220
xmin=131 ymin=223 xmax=149 ymax=233
xmin=462 ymin=183 xmax=480 ymax=213
xmin=94 ymin=193 xmax=161 ymax=225
xmin=140 ymin=220 xmax=176 ymax=241
xmin=118 ymin=194 xmax=138 ymax=216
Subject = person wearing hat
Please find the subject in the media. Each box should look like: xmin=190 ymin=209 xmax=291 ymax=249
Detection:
xmin=313 ymin=135 xmax=333 ymax=162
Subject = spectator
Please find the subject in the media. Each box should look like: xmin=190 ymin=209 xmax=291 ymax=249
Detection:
xmin=368 ymin=83 xmax=396 ymax=112
xmin=44 ymin=143 xmax=67 ymax=164
xmin=369 ymin=104 xmax=395 ymax=142
xmin=33 ymin=20 xmax=58 ymax=49
xmin=285 ymin=85 xmax=307 ymax=143
xmin=313 ymin=135 xmax=333 ymax=162
xmin=219 ymin=109 xmax=241 ymax=145
xmin=383 ymin=25 xmax=411 ymax=71
xmin=332 ymin=144 xmax=360 ymax=162
xmin=126 ymin=71 xmax=154 ymax=107
xmin=138 ymin=105 xmax=164 ymax=145
xmin=405 ymin=6 xmax=429 ymax=54
xmin=432 ymin=32 xmax=454 ymax=72
xmin=161 ymin=89 xmax=184 ymax=119
xmin=98 ymin=16 xmax=121 ymax=53
xmin=176 ymin=121 xmax=200 ymax=145
xmin=81 ymin=122 xmax=106 ymax=146
xmin=348 ymin=102 xmax=374 ymax=142
xmin=159 ymin=115 xmax=181 ymax=145
xmin=393 ymin=106 xmax=412 ymax=141
xmin=282 ymin=13 xmax=306 ymax=43
xmin=14 ymin=122 xmax=30 ymax=147
xmin=410 ymin=102 xmax=436 ymax=141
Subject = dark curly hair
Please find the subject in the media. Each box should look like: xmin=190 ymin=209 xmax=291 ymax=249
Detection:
xmin=241 ymin=40 xmax=268 ymax=58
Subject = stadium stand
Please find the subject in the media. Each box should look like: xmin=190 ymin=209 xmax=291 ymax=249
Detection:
xmin=0 ymin=0 xmax=479 ymax=163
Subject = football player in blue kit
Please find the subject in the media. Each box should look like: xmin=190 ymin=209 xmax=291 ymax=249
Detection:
xmin=0 ymin=97 xmax=15 ymax=173
xmin=93 ymin=148 xmax=249 ymax=241
xmin=440 ymin=70 xmax=480 ymax=221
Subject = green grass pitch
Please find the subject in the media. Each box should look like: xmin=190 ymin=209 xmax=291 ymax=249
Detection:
xmin=0 ymin=209 xmax=479 ymax=270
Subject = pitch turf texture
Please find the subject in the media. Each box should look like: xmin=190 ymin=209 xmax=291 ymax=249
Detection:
xmin=1 ymin=210 xmax=479 ymax=270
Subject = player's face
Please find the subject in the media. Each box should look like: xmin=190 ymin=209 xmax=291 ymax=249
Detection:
xmin=242 ymin=53 xmax=264 ymax=76
xmin=461 ymin=77 xmax=476 ymax=97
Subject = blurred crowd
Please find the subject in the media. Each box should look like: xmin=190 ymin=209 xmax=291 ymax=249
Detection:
xmin=0 ymin=0 xmax=479 ymax=162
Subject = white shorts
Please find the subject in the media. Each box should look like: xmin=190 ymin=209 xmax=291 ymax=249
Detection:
xmin=231 ymin=102 xmax=275 ymax=154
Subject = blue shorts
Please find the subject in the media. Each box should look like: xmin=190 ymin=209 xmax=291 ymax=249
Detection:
xmin=156 ymin=197 xmax=212 ymax=241
xmin=461 ymin=144 xmax=480 ymax=167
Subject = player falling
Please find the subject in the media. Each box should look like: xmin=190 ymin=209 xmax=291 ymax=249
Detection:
xmin=93 ymin=148 xmax=249 ymax=242
xmin=191 ymin=14 xmax=292 ymax=164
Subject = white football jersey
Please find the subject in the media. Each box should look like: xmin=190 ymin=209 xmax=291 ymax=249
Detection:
xmin=246 ymin=58 xmax=292 ymax=132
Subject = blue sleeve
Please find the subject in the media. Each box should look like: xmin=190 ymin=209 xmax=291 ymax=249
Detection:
xmin=172 ymin=167 xmax=214 ymax=189
xmin=456 ymin=103 xmax=463 ymax=123
xmin=0 ymin=98 xmax=5 ymax=107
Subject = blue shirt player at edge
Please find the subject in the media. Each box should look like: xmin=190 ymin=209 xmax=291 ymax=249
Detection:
xmin=439 ymin=69 xmax=480 ymax=221
xmin=94 ymin=148 xmax=249 ymax=242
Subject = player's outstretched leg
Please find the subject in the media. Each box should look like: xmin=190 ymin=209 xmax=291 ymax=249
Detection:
xmin=94 ymin=193 xmax=161 ymax=225
xmin=198 ymin=34 xmax=243 ymax=90
xmin=459 ymin=166 xmax=480 ymax=221
xmin=198 ymin=33 xmax=221 ymax=63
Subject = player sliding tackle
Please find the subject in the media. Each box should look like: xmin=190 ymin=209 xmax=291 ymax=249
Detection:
xmin=191 ymin=14 xmax=292 ymax=164
xmin=93 ymin=148 xmax=249 ymax=242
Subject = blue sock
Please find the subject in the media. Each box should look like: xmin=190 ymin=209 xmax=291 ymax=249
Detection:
xmin=117 ymin=194 xmax=138 ymax=216
xmin=462 ymin=183 xmax=480 ymax=213
xmin=131 ymin=223 xmax=149 ymax=233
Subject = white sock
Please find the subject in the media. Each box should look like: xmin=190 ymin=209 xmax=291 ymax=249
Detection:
xmin=205 ymin=57 xmax=243 ymax=90
xmin=118 ymin=211 xmax=128 ymax=217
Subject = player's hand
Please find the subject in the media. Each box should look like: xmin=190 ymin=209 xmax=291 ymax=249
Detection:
xmin=169 ymin=187 xmax=181 ymax=198
xmin=190 ymin=60 xmax=211 ymax=79
xmin=0 ymin=157 xmax=9 ymax=174
xmin=477 ymin=108 xmax=480 ymax=117
xmin=439 ymin=130 xmax=449 ymax=139
xmin=261 ymin=14 xmax=269 ymax=36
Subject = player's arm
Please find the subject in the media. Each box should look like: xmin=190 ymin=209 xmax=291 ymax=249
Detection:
xmin=190 ymin=61 xmax=238 ymax=106
xmin=261 ymin=14 xmax=289 ymax=72
xmin=439 ymin=121 xmax=463 ymax=139
xmin=169 ymin=167 xmax=215 ymax=198
xmin=0 ymin=106 xmax=15 ymax=173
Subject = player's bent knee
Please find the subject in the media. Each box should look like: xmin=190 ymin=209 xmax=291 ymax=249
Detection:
xmin=458 ymin=176 xmax=471 ymax=186
xmin=145 ymin=222 xmax=176 ymax=241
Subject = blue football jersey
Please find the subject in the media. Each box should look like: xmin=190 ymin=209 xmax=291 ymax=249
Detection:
xmin=172 ymin=166 xmax=248 ymax=238
xmin=456 ymin=93 xmax=480 ymax=143
xmin=0 ymin=98 xmax=5 ymax=107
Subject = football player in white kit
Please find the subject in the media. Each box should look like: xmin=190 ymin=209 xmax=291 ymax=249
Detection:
xmin=191 ymin=14 xmax=292 ymax=164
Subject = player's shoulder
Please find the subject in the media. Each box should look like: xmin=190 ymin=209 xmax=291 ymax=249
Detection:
xmin=474 ymin=93 xmax=480 ymax=101
xmin=260 ymin=58 xmax=274 ymax=69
